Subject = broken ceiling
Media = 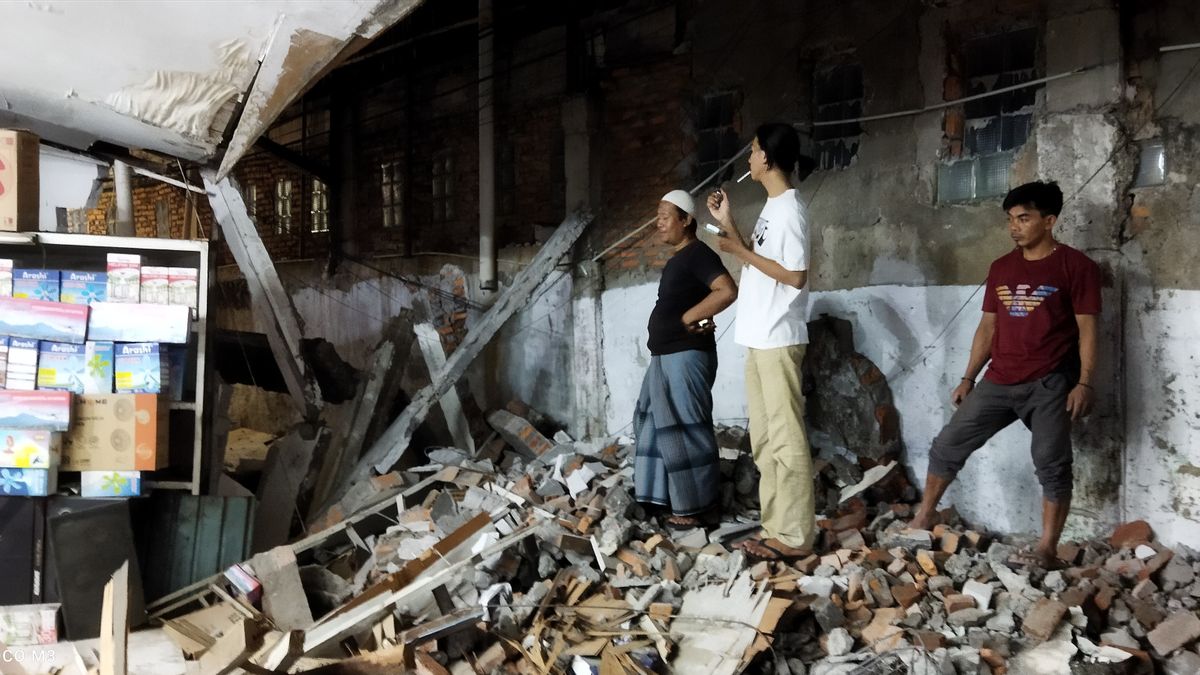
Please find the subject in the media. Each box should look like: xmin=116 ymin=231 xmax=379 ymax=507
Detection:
xmin=0 ymin=0 xmax=422 ymax=176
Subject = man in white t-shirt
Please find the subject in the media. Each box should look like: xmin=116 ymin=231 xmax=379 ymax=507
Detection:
xmin=707 ymin=122 xmax=816 ymax=561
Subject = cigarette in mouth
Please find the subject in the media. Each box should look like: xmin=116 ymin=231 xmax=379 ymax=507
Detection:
xmin=737 ymin=170 xmax=751 ymax=182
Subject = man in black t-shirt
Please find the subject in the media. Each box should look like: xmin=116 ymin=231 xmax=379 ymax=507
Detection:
xmin=633 ymin=190 xmax=737 ymax=527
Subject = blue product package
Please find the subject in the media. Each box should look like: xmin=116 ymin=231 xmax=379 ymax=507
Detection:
xmin=11 ymin=270 xmax=61 ymax=302
xmin=80 ymin=470 xmax=141 ymax=497
xmin=60 ymin=271 xmax=108 ymax=305
xmin=114 ymin=343 xmax=167 ymax=394
xmin=0 ymin=467 xmax=56 ymax=496
xmin=36 ymin=341 xmax=86 ymax=393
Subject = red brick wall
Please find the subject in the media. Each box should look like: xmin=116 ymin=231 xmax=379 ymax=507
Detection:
xmin=591 ymin=57 xmax=695 ymax=275
xmin=85 ymin=179 xmax=216 ymax=240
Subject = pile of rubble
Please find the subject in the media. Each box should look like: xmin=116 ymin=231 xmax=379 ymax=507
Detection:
xmin=139 ymin=407 xmax=1200 ymax=675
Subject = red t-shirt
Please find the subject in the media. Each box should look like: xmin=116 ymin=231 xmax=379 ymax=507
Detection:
xmin=981 ymin=244 xmax=1102 ymax=385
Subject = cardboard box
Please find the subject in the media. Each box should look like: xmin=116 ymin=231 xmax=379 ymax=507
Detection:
xmin=80 ymin=470 xmax=141 ymax=498
xmin=0 ymin=296 xmax=89 ymax=344
xmin=114 ymin=343 xmax=167 ymax=394
xmin=168 ymin=267 xmax=199 ymax=310
xmin=140 ymin=266 xmax=169 ymax=305
xmin=0 ymin=336 xmax=8 ymax=389
xmin=0 ymin=258 xmax=12 ymax=297
xmin=36 ymin=341 xmax=84 ymax=392
xmin=87 ymin=302 xmax=189 ymax=344
xmin=0 ymin=467 xmax=56 ymax=496
xmin=6 ymin=337 xmax=38 ymax=390
xmin=0 ymin=604 xmax=58 ymax=646
xmin=0 ymin=130 xmax=40 ymax=233
xmin=105 ymin=254 xmax=140 ymax=303
xmin=0 ymin=429 xmax=59 ymax=469
xmin=61 ymin=394 xmax=166 ymax=471
xmin=12 ymin=269 xmax=60 ymax=302
xmin=60 ymin=271 xmax=107 ymax=305
xmin=82 ymin=341 xmax=113 ymax=394
xmin=0 ymin=390 xmax=72 ymax=431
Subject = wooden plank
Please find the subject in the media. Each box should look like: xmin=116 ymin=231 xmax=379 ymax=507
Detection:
xmin=309 ymin=322 xmax=414 ymax=520
xmin=100 ymin=561 xmax=130 ymax=675
xmin=413 ymin=322 xmax=475 ymax=453
xmin=249 ymin=546 xmax=313 ymax=631
xmin=202 ymin=173 xmax=320 ymax=417
xmin=343 ymin=210 xmax=592 ymax=493
xmin=253 ymin=427 xmax=321 ymax=552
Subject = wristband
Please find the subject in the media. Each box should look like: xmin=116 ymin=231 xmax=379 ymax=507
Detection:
xmin=961 ymin=377 xmax=975 ymax=385
xmin=1078 ymin=382 xmax=1093 ymax=390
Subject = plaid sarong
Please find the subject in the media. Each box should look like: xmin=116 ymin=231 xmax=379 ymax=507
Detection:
xmin=633 ymin=350 xmax=720 ymax=515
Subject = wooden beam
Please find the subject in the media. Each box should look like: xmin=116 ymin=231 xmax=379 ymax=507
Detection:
xmin=203 ymin=172 xmax=321 ymax=418
xmin=253 ymin=137 xmax=331 ymax=182
xmin=341 ymin=210 xmax=592 ymax=495
xmin=100 ymin=561 xmax=130 ymax=675
xmin=253 ymin=426 xmax=323 ymax=552
xmin=414 ymin=322 xmax=474 ymax=453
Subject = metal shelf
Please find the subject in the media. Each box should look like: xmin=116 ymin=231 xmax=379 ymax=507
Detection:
xmin=0 ymin=231 xmax=214 ymax=495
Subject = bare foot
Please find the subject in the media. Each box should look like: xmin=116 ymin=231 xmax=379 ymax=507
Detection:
xmin=731 ymin=529 xmax=769 ymax=550
xmin=907 ymin=510 xmax=939 ymax=531
xmin=666 ymin=515 xmax=701 ymax=527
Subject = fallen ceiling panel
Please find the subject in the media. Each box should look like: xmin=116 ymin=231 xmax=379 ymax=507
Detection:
xmin=0 ymin=0 xmax=422 ymax=170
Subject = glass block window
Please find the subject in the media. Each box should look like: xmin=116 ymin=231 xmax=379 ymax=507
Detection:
xmin=1134 ymin=140 xmax=1166 ymax=187
xmin=310 ymin=179 xmax=329 ymax=233
xmin=432 ymin=151 xmax=454 ymax=223
xmin=697 ymin=91 xmax=740 ymax=182
xmin=939 ymin=28 xmax=1039 ymax=202
xmin=813 ymin=63 xmax=863 ymax=170
xmin=274 ymin=178 xmax=293 ymax=234
xmin=155 ymin=199 xmax=170 ymax=238
xmin=381 ymin=161 xmax=403 ymax=229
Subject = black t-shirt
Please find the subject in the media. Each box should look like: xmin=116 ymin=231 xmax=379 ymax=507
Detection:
xmin=647 ymin=239 xmax=728 ymax=355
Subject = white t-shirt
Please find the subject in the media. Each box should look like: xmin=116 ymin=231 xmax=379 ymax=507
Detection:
xmin=734 ymin=189 xmax=811 ymax=349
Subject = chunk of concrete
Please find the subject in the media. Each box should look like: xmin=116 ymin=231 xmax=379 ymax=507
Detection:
xmin=1022 ymin=599 xmax=1069 ymax=642
xmin=962 ymin=580 xmax=994 ymax=610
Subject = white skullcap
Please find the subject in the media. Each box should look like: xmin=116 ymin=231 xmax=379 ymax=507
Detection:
xmin=660 ymin=189 xmax=695 ymax=217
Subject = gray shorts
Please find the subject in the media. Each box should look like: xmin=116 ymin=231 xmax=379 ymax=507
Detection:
xmin=927 ymin=372 xmax=1073 ymax=501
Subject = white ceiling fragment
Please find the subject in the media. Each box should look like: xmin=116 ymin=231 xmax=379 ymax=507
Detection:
xmin=0 ymin=0 xmax=422 ymax=172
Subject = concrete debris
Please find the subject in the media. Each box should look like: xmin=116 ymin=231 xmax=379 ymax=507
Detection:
xmin=123 ymin=419 xmax=1200 ymax=675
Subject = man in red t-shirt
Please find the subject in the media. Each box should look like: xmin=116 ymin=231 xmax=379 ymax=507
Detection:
xmin=908 ymin=181 xmax=1101 ymax=569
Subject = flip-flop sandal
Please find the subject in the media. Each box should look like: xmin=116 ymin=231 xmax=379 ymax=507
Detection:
xmin=745 ymin=540 xmax=809 ymax=563
xmin=665 ymin=516 xmax=703 ymax=530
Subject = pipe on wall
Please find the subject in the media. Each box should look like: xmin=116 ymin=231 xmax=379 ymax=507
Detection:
xmin=478 ymin=0 xmax=497 ymax=292
xmin=113 ymin=160 xmax=134 ymax=236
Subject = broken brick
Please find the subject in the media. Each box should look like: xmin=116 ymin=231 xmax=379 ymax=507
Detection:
xmin=943 ymin=594 xmax=975 ymax=614
xmin=1147 ymin=611 xmax=1200 ymax=656
xmin=1110 ymin=520 xmax=1154 ymax=550
xmin=1022 ymin=598 xmax=1069 ymax=642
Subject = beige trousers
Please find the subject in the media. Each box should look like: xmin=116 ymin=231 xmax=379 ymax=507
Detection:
xmin=745 ymin=344 xmax=815 ymax=549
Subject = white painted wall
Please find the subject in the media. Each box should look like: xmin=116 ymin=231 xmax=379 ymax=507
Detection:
xmin=37 ymin=147 xmax=102 ymax=231
xmin=601 ymin=281 xmax=1155 ymax=541
xmin=1124 ymin=287 xmax=1200 ymax=547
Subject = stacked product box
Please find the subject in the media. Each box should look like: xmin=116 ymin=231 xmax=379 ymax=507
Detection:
xmin=114 ymin=343 xmax=168 ymax=394
xmin=61 ymin=393 xmax=166 ymax=471
xmin=140 ymin=266 xmax=170 ymax=305
xmin=36 ymin=341 xmax=114 ymax=394
xmin=168 ymin=267 xmax=199 ymax=311
xmin=60 ymin=271 xmax=107 ymax=305
xmin=6 ymin=338 xmax=38 ymax=390
xmin=0 ymin=258 xmax=12 ymax=297
xmin=106 ymin=254 xmax=141 ymax=303
xmin=80 ymin=470 xmax=141 ymax=497
xmin=0 ymin=429 xmax=58 ymax=469
xmin=0 ymin=297 xmax=90 ymax=344
xmin=12 ymin=269 xmax=60 ymax=302
xmin=0 ymin=336 xmax=8 ymax=388
xmin=88 ymin=302 xmax=189 ymax=344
